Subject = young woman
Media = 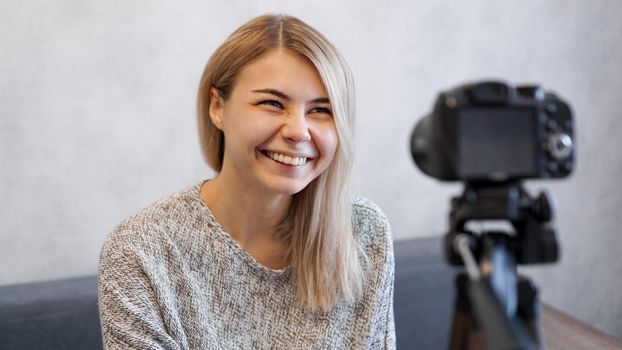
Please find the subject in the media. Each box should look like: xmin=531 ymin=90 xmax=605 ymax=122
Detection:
xmin=99 ymin=14 xmax=395 ymax=349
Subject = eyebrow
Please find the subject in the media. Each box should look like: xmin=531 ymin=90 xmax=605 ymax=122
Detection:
xmin=251 ymin=88 xmax=330 ymax=104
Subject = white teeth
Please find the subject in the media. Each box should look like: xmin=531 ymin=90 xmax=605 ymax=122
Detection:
xmin=267 ymin=151 xmax=308 ymax=166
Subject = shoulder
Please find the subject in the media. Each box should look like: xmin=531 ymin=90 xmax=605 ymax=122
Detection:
xmin=351 ymin=196 xmax=393 ymax=252
xmin=352 ymin=196 xmax=388 ymax=222
xmin=101 ymin=184 xmax=204 ymax=259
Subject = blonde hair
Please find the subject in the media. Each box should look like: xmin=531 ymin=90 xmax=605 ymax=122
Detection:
xmin=197 ymin=14 xmax=364 ymax=312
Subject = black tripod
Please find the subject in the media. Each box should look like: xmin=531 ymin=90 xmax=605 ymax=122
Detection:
xmin=445 ymin=182 xmax=559 ymax=350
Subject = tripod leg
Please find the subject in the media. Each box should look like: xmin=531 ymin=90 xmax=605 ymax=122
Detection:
xmin=518 ymin=276 xmax=542 ymax=346
xmin=448 ymin=273 xmax=487 ymax=350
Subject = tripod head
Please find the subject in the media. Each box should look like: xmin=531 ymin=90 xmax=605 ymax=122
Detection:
xmin=445 ymin=181 xmax=559 ymax=267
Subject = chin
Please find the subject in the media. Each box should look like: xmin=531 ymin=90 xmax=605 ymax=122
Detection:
xmin=272 ymin=183 xmax=308 ymax=195
xmin=265 ymin=177 xmax=312 ymax=196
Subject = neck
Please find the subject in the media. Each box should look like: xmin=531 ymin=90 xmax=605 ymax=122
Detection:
xmin=199 ymin=175 xmax=292 ymax=245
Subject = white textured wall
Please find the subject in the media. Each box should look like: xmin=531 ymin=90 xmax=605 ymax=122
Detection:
xmin=1 ymin=0 xmax=621 ymax=340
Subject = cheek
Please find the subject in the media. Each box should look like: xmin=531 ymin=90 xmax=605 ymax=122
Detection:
xmin=313 ymin=124 xmax=339 ymax=162
xmin=222 ymin=108 xmax=274 ymax=146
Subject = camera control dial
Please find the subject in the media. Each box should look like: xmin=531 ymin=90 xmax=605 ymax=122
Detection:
xmin=547 ymin=132 xmax=573 ymax=160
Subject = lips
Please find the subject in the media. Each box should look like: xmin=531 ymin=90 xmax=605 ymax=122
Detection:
xmin=263 ymin=150 xmax=311 ymax=166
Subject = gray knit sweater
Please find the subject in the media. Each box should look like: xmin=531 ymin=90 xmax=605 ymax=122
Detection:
xmin=98 ymin=183 xmax=395 ymax=349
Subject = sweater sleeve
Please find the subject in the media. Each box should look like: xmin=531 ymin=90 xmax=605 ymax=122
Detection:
xmin=353 ymin=197 xmax=396 ymax=349
xmin=383 ymin=244 xmax=396 ymax=349
xmin=98 ymin=228 xmax=181 ymax=350
xmin=381 ymin=218 xmax=396 ymax=349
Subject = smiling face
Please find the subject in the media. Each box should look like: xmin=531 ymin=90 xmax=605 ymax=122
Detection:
xmin=209 ymin=48 xmax=338 ymax=197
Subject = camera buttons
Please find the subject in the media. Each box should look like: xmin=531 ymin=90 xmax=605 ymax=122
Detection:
xmin=546 ymin=103 xmax=557 ymax=114
xmin=546 ymin=120 xmax=559 ymax=131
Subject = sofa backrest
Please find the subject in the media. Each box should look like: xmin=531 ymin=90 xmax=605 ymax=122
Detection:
xmin=0 ymin=276 xmax=103 ymax=350
xmin=0 ymin=237 xmax=455 ymax=350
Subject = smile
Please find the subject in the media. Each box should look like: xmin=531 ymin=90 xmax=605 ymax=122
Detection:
xmin=265 ymin=151 xmax=309 ymax=166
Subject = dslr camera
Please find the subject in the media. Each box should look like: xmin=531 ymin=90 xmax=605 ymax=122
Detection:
xmin=411 ymin=81 xmax=574 ymax=182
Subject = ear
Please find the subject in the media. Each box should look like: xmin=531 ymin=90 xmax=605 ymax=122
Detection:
xmin=209 ymin=87 xmax=225 ymax=130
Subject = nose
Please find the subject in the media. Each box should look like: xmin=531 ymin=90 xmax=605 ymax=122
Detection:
xmin=281 ymin=109 xmax=311 ymax=143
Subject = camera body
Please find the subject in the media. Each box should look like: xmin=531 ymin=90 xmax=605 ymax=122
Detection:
xmin=411 ymin=81 xmax=574 ymax=182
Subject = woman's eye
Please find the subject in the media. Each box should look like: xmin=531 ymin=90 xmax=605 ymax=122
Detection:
xmin=309 ymin=107 xmax=332 ymax=116
xmin=258 ymin=100 xmax=283 ymax=109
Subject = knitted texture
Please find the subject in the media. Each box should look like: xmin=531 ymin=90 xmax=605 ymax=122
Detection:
xmin=98 ymin=183 xmax=395 ymax=349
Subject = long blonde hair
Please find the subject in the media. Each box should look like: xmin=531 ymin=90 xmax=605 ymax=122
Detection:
xmin=197 ymin=14 xmax=363 ymax=312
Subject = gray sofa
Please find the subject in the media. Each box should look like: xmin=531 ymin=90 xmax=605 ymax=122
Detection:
xmin=0 ymin=237 xmax=456 ymax=349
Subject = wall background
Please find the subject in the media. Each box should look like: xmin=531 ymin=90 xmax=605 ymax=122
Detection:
xmin=1 ymin=0 xmax=621 ymax=340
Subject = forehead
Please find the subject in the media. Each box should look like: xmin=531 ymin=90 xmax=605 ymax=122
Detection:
xmin=232 ymin=48 xmax=328 ymax=99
